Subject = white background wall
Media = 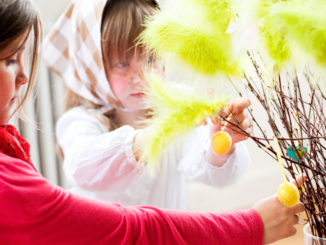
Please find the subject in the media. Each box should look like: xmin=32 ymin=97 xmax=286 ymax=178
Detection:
xmin=32 ymin=0 xmax=283 ymax=212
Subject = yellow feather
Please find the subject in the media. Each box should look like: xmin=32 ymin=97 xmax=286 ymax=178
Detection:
xmin=140 ymin=73 xmax=229 ymax=164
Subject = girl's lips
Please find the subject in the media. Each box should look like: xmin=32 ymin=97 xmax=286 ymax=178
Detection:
xmin=131 ymin=93 xmax=145 ymax=98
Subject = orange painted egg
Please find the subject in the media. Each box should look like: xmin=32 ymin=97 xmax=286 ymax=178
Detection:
xmin=211 ymin=131 xmax=232 ymax=155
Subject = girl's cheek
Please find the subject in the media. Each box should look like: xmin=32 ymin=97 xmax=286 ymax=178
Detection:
xmin=110 ymin=76 xmax=129 ymax=97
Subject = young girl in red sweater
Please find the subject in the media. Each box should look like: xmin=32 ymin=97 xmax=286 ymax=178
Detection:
xmin=0 ymin=0 xmax=304 ymax=244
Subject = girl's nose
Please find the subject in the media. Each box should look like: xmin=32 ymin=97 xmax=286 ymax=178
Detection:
xmin=137 ymin=68 xmax=145 ymax=80
xmin=16 ymin=65 xmax=28 ymax=87
xmin=130 ymin=68 xmax=145 ymax=85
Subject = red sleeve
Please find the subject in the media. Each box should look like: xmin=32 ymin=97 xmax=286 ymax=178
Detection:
xmin=0 ymin=153 xmax=263 ymax=245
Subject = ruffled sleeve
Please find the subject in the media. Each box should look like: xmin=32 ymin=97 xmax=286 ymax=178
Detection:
xmin=178 ymin=125 xmax=251 ymax=187
xmin=56 ymin=107 xmax=144 ymax=191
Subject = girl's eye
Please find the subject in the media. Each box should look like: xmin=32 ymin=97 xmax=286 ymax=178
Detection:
xmin=147 ymin=56 xmax=154 ymax=63
xmin=116 ymin=62 xmax=129 ymax=68
xmin=6 ymin=59 xmax=18 ymax=66
xmin=5 ymin=53 xmax=19 ymax=66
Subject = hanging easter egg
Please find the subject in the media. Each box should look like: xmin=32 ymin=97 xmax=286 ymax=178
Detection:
xmin=277 ymin=182 xmax=300 ymax=207
xmin=287 ymin=145 xmax=307 ymax=161
xmin=211 ymin=131 xmax=232 ymax=155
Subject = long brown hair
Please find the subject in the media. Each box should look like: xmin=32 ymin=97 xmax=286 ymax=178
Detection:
xmin=65 ymin=0 xmax=158 ymax=130
xmin=0 ymin=0 xmax=42 ymax=119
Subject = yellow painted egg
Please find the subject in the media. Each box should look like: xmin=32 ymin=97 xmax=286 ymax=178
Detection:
xmin=211 ymin=131 xmax=232 ymax=155
xmin=277 ymin=182 xmax=300 ymax=207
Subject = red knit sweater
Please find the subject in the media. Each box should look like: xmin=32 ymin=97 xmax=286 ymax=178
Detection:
xmin=0 ymin=125 xmax=263 ymax=245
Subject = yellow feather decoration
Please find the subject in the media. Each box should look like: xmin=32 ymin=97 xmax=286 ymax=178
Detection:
xmin=140 ymin=73 xmax=229 ymax=165
xmin=257 ymin=0 xmax=292 ymax=66
xmin=266 ymin=0 xmax=326 ymax=67
xmin=139 ymin=0 xmax=240 ymax=76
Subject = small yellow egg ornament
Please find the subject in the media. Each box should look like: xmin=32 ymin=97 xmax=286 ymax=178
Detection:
xmin=277 ymin=182 xmax=300 ymax=207
xmin=273 ymin=138 xmax=300 ymax=207
xmin=211 ymin=131 xmax=232 ymax=155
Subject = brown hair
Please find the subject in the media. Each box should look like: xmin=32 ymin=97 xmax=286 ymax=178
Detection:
xmin=0 ymin=0 xmax=42 ymax=119
xmin=64 ymin=88 xmax=117 ymax=130
xmin=101 ymin=0 xmax=158 ymax=67
xmin=65 ymin=0 xmax=158 ymax=130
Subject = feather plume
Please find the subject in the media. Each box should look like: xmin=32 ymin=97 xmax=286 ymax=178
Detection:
xmin=139 ymin=0 xmax=240 ymax=75
xmin=256 ymin=0 xmax=326 ymax=67
xmin=257 ymin=0 xmax=292 ymax=65
xmin=140 ymin=73 xmax=229 ymax=165
xmin=267 ymin=0 xmax=326 ymax=66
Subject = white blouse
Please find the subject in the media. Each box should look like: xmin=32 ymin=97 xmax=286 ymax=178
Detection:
xmin=56 ymin=107 xmax=251 ymax=210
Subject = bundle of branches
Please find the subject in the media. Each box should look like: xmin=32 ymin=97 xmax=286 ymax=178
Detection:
xmin=230 ymin=52 xmax=326 ymax=238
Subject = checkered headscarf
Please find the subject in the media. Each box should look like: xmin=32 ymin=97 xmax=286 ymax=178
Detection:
xmin=42 ymin=0 xmax=119 ymax=110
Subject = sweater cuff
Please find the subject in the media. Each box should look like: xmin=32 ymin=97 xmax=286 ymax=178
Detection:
xmin=246 ymin=208 xmax=264 ymax=245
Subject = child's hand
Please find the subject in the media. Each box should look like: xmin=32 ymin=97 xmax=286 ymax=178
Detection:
xmin=253 ymin=175 xmax=306 ymax=244
xmin=209 ymin=98 xmax=252 ymax=144
xmin=206 ymin=98 xmax=252 ymax=166
xmin=224 ymin=98 xmax=252 ymax=143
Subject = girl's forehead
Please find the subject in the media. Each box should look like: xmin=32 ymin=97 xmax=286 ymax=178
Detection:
xmin=0 ymin=29 xmax=30 ymax=59
xmin=109 ymin=47 xmax=147 ymax=60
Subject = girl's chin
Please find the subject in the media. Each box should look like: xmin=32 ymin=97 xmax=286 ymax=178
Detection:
xmin=122 ymin=107 xmax=147 ymax=112
xmin=133 ymin=105 xmax=150 ymax=111
xmin=0 ymin=118 xmax=9 ymax=126
xmin=124 ymin=102 xmax=150 ymax=111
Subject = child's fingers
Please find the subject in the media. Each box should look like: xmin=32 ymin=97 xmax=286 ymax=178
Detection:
xmin=294 ymin=214 xmax=300 ymax=224
xmin=247 ymin=125 xmax=253 ymax=135
xmin=229 ymin=110 xmax=249 ymax=124
xmin=288 ymin=214 xmax=300 ymax=226
xmin=291 ymin=202 xmax=305 ymax=215
xmin=225 ymin=114 xmax=252 ymax=133
xmin=225 ymin=116 xmax=251 ymax=132
xmin=219 ymin=109 xmax=228 ymax=118
xmin=243 ymin=121 xmax=253 ymax=135
xmin=227 ymin=98 xmax=251 ymax=114
xmin=291 ymin=174 xmax=307 ymax=188
xmin=240 ymin=118 xmax=252 ymax=130
xmin=210 ymin=116 xmax=221 ymax=126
